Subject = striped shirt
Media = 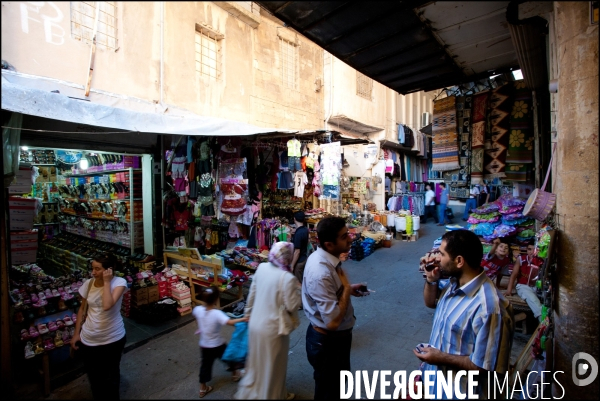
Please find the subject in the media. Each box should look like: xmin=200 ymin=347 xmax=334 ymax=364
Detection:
xmin=422 ymin=271 xmax=513 ymax=398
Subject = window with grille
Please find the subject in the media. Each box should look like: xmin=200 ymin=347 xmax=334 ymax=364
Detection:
xmin=70 ymin=2 xmax=118 ymax=50
xmin=280 ymin=38 xmax=298 ymax=89
xmin=195 ymin=27 xmax=222 ymax=81
xmin=356 ymin=71 xmax=373 ymax=100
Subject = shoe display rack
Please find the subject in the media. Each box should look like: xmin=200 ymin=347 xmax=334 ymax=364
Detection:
xmin=9 ymin=263 xmax=87 ymax=397
xmin=163 ymin=252 xmax=244 ymax=310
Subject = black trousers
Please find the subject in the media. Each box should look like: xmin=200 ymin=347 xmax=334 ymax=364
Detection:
xmin=424 ymin=205 xmax=438 ymax=223
xmin=79 ymin=335 xmax=126 ymax=400
xmin=306 ymin=324 xmax=352 ymax=400
xmin=199 ymin=343 xmax=233 ymax=383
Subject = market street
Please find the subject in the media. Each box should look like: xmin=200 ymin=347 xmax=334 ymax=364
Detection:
xmin=38 ymin=222 xmax=527 ymax=400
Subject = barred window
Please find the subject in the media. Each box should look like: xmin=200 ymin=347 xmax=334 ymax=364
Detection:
xmin=71 ymin=2 xmax=118 ymax=50
xmin=280 ymin=38 xmax=298 ymax=89
xmin=195 ymin=26 xmax=223 ymax=81
xmin=356 ymin=71 xmax=373 ymax=100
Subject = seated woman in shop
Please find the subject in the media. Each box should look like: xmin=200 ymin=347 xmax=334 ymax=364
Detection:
xmin=481 ymin=238 xmax=511 ymax=287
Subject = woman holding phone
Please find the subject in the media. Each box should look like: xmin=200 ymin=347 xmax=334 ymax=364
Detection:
xmin=70 ymin=254 xmax=128 ymax=399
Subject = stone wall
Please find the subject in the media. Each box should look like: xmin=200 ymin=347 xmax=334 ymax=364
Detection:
xmin=553 ymin=2 xmax=599 ymax=398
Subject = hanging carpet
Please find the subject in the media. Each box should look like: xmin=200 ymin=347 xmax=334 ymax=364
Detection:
xmin=432 ymin=96 xmax=460 ymax=171
xmin=446 ymin=95 xmax=473 ymax=189
xmin=484 ymin=83 xmax=514 ymax=179
xmin=505 ymin=80 xmax=534 ymax=182
xmin=470 ymin=92 xmax=489 ymax=184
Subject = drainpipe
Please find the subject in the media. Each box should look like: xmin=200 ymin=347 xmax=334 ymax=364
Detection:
xmin=160 ymin=1 xmax=164 ymax=105
xmin=324 ymin=52 xmax=334 ymax=130
xmin=160 ymin=2 xmax=166 ymax=250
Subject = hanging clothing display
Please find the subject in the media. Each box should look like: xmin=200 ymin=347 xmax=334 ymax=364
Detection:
xmin=318 ymin=142 xmax=341 ymax=200
xmin=386 ymin=193 xmax=425 ymax=216
xmin=293 ymin=171 xmax=308 ymax=198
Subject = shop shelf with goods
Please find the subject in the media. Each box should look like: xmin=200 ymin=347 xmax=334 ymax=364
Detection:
xmin=8 ymin=261 xmax=88 ymax=397
xmin=163 ymin=252 xmax=244 ymax=310
xmin=57 ymin=167 xmax=144 ymax=256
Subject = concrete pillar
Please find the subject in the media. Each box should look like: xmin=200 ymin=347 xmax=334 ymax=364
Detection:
xmin=553 ymin=2 xmax=599 ymax=398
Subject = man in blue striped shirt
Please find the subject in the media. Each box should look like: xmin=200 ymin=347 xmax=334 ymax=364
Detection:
xmin=416 ymin=230 xmax=513 ymax=399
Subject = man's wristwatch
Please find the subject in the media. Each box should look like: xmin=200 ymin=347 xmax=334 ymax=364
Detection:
xmin=425 ymin=280 xmax=439 ymax=286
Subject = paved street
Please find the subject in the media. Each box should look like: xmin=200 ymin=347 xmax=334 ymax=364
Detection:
xmin=40 ymin=222 xmax=527 ymax=400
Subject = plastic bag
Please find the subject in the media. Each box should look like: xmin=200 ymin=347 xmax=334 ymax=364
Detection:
xmin=222 ymin=322 xmax=248 ymax=364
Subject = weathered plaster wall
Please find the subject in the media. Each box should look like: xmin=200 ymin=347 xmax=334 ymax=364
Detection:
xmin=0 ymin=2 xmax=324 ymax=130
xmin=552 ymin=2 xmax=599 ymax=398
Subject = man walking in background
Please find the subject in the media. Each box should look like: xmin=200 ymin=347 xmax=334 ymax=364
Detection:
xmin=437 ymin=182 xmax=450 ymax=226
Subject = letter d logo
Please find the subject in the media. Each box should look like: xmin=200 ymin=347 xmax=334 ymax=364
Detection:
xmin=572 ymin=352 xmax=598 ymax=386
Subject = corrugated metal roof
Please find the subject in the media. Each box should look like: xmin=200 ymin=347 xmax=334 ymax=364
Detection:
xmin=257 ymin=1 xmax=519 ymax=94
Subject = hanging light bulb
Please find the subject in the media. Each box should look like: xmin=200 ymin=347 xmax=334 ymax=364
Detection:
xmin=79 ymin=157 xmax=89 ymax=170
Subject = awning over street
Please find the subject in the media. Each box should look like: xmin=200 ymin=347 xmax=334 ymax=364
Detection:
xmin=1 ymin=71 xmax=292 ymax=137
xmin=257 ymin=1 xmax=519 ymax=94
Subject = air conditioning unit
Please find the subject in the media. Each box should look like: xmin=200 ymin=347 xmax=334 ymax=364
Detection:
xmin=421 ymin=112 xmax=431 ymax=128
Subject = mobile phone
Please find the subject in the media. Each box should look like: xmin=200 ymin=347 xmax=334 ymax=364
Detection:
xmin=358 ymin=284 xmax=368 ymax=293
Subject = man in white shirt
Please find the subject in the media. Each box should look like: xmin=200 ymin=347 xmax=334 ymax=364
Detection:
xmin=463 ymin=185 xmax=480 ymax=221
xmin=424 ymin=184 xmax=438 ymax=224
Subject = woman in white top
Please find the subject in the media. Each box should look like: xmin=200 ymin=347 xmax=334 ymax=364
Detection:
xmin=234 ymin=241 xmax=301 ymax=400
xmin=70 ymin=254 xmax=128 ymax=400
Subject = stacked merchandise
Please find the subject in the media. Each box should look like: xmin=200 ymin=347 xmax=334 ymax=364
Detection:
xmin=497 ymin=195 xmax=534 ymax=244
xmin=467 ymin=194 xmax=528 ymax=239
xmin=348 ymin=237 xmax=376 ymax=261
xmin=467 ymin=202 xmax=501 ymax=237
xmin=9 ymin=263 xmax=87 ymax=360
xmin=213 ymin=247 xmax=268 ymax=270
xmin=171 ymin=282 xmax=192 ymax=316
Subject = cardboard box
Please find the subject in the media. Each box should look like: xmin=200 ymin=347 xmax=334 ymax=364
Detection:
xmin=148 ymin=293 xmax=159 ymax=303
xmin=10 ymin=230 xmax=39 ymax=241
xmin=10 ymin=239 xmax=39 ymax=250
xmin=132 ymin=298 xmax=148 ymax=306
xmin=8 ymin=197 xmax=37 ymax=208
xmin=10 ymin=213 xmax=35 ymax=231
xmin=177 ymin=297 xmax=192 ymax=307
xmin=147 ymin=286 xmax=159 ymax=297
xmin=131 ymin=287 xmax=148 ymax=299
xmin=11 ymin=249 xmax=37 ymax=265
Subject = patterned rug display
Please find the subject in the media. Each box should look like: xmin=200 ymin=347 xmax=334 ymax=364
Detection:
xmin=470 ymin=92 xmax=489 ymax=184
xmin=484 ymin=83 xmax=514 ymax=179
xmin=505 ymin=80 xmax=534 ymax=181
xmin=445 ymin=95 xmax=473 ymax=190
xmin=432 ymin=96 xmax=460 ymax=171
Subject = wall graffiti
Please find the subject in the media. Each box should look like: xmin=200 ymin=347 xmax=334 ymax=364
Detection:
xmin=20 ymin=1 xmax=65 ymax=45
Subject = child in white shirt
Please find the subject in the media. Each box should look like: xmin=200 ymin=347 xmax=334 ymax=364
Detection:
xmin=193 ymin=288 xmax=247 ymax=398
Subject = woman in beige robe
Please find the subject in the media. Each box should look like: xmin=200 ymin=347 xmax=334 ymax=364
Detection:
xmin=234 ymin=242 xmax=301 ymax=400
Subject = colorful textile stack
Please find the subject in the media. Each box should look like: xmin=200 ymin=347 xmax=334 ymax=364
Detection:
xmin=505 ymin=80 xmax=534 ymax=181
xmin=348 ymin=237 xmax=376 ymax=261
xmin=432 ymin=96 xmax=460 ymax=171
xmin=484 ymin=83 xmax=514 ymax=179
xmin=471 ymin=194 xmax=534 ymax=242
xmin=468 ymin=201 xmax=501 ymax=236
xmin=470 ymin=92 xmax=489 ymax=184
